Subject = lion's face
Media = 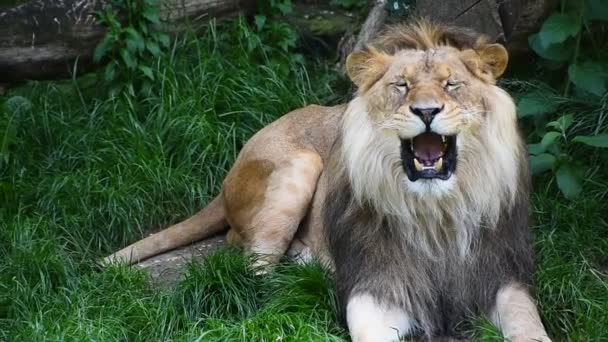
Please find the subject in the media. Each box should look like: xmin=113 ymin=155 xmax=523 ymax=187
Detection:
xmin=345 ymin=44 xmax=510 ymax=195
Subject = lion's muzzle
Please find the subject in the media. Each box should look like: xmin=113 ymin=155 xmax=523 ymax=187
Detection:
xmin=410 ymin=103 xmax=444 ymax=128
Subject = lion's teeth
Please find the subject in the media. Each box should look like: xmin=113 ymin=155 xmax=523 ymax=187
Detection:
xmin=414 ymin=158 xmax=423 ymax=171
xmin=441 ymin=136 xmax=446 ymax=143
xmin=410 ymin=140 xmax=414 ymax=151
xmin=435 ymin=157 xmax=443 ymax=171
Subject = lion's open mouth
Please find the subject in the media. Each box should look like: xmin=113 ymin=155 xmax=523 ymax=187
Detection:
xmin=400 ymin=132 xmax=457 ymax=181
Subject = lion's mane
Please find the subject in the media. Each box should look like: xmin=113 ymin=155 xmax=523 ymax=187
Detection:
xmin=323 ymin=20 xmax=534 ymax=336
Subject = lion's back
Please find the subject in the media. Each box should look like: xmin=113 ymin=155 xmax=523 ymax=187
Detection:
xmin=235 ymin=104 xmax=345 ymax=164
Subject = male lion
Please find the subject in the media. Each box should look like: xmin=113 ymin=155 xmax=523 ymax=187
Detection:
xmin=105 ymin=20 xmax=551 ymax=341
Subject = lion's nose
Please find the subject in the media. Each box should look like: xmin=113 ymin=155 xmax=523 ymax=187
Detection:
xmin=410 ymin=105 xmax=444 ymax=126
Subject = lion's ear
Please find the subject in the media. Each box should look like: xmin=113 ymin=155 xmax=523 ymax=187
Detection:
xmin=346 ymin=47 xmax=392 ymax=91
xmin=461 ymin=44 xmax=509 ymax=82
xmin=479 ymin=44 xmax=509 ymax=78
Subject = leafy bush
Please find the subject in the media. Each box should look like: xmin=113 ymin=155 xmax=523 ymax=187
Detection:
xmin=254 ymin=0 xmax=301 ymax=57
xmin=518 ymin=0 xmax=608 ymax=199
xmin=94 ymin=0 xmax=170 ymax=96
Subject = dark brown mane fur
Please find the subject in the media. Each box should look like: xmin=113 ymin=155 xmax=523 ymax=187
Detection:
xmin=370 ymin=18 xmax=491 ymax=53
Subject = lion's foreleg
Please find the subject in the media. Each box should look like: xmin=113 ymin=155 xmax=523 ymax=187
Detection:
xmin=491 ymin=283 xmax=551 ymax=342
xmin=346 ymin=293 xmax=415 ymax=342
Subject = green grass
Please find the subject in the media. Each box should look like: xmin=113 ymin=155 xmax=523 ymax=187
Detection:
xmin=1 ymin=16 xmax=607 ymax=341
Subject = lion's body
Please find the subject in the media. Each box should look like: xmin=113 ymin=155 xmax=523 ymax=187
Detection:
xmin=105 ymin=20 xmax=551 ymax=341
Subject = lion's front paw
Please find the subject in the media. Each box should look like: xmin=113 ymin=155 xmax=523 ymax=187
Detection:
xmin=507 ymin=335 xmax=552 ymax=342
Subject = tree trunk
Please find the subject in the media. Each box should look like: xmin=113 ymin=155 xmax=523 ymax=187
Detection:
xmin=338 ymin=0 xmax=559 ymax=69
xmin=413 ymin=0 xmax=559 ymax=52
xmin=0 ymin=0 xmax=253 ymax=84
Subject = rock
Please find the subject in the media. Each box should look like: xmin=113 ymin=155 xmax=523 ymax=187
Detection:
xmin=136 ymin=234 xmax=226 ymax=286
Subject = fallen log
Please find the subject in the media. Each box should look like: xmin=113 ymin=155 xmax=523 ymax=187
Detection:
xmin=0 ymin=0 xmax=253 ymax=84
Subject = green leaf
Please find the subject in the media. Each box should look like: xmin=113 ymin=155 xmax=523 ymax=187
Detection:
xmin=140 ymin=80 xmax=154 ymax=96
xmin=528 ymin=143 xmax=546 ymax=155
xmin=126 ymin=37 xmax=138 ymax=54
xmin=104 ymin=62 xmax=117 ymax=81
xmin=135 ymin=22 xmax=148 ymax=35
xmin=125 ymin=28 xmax=145 ymax=52
xmin=585 ymin=0 xmax=608 ymax=21
xmin=538 ymin=13 xmax=581 ymax=47
xmin=254 ymin=15 xmax=266 ymax=31
xmin=146 ymin=41 xmax=161 ymax=57
xmin=567 ymin=62 xmax=607 ymax=97
xmin=572 ymin=134 xmax=608 ymax=148
xmin=273 ymin=0 xmax=292 ymax=15
xmin=138 ymin=65 xmax=155 ymax=80
xmin=93 ymin=35 xmax=113 ymax=63
xmin=279 ymin=33 xmax=297 ymax=52
xmin=530 ymin=153 xmax=556 ymax=175
xmin=120 ymin=49 xmax=137 ymax=69
xmin=541 ymin=131 xmax=561 ymax=148
xmin=546 ymin=114 xmax=574 ymax=132
xmin=517 ymin=91 xmax=558 ymax=118
xmin=143 ymin=7 xmax=161 ymax=24
xmin=528 ymin=34 xmax=572 ymax=62
xmin=556 ymin=164 xmax=582 ymax=199
xmin=158 ymin=33 xmax=170 ymax=47
xmin=558 ymin=114 xmax=574 ymax=131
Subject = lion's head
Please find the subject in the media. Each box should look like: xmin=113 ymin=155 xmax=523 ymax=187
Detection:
xmin=340 ymin=20 xmax=524 ymax=238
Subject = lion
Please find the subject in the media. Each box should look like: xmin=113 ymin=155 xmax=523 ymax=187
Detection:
xmin=104 ymin=20 xmax=551 ymax=341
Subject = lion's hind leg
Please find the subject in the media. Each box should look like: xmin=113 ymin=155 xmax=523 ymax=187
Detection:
xmin=223 ymin=149 xmax=323 ymax=269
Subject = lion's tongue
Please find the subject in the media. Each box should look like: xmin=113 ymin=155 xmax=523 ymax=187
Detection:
xmin=413 ymin=133 xmax=443 ymax=166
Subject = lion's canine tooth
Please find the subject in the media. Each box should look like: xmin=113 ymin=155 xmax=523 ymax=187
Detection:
xmin=435 ymin=157 xmax=443 ymax=171
xmin=441 ymin=136 xmax=446 ymax=143
xmin=414 ymin=158 xmax=423 ymax=171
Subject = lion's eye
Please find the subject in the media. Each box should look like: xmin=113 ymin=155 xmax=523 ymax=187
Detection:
xmin=394 ymin=81 xmax=408 ymax=92
xmin=445 ymin=80 xmax=463 ymax=91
